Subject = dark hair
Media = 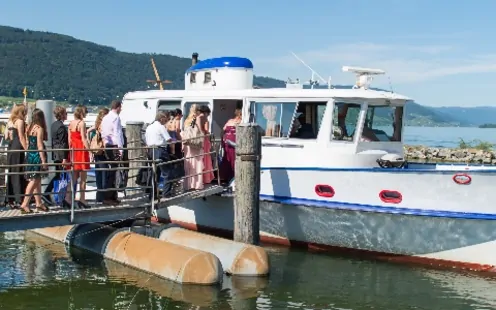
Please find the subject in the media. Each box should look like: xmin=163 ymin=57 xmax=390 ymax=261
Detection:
xmin=198 ymin=105 xmax=211 ymax=114
xmin=29 ymin=108 xmax=48 ymax=141
xmin=170 ymin=108 xmax=182 ymax=118
xmin=111 ymin=100 xmax=122 ymax=110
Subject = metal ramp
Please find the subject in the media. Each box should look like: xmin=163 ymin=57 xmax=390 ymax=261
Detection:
xmin=0 ymin=130 xmax=225 ymax=233
xmin=0 ymin=184 xmax=224 ymax=233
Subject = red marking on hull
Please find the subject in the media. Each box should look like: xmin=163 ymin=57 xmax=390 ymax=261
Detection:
xmin=151 ymin=217 xmax=496 ymax=273
xmin=453 ymin=173 xmax=472 ymax=185
xmin=314 ymin=184 xmax=335 ymax=198
xmin=379 ymin=190 xmax=402 ymax=204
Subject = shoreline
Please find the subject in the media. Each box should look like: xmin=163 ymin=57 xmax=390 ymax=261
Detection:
xmin=404 ymin=145 xmax=495 ymax=164
xmin=0 ymin=145 xmax=493 ymax=165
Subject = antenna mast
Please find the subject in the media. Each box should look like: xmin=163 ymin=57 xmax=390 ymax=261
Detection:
xmin=342 ymin=66 xmax=385 ymax=90
xmin=146 ymin=58 xmax=172 ymax=90
xmin=290 ymin=51 xmax=331 ymax=89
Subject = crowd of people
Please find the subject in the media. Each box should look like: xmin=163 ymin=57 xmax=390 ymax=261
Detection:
xmin=3 ymin=100 xmax=240 ymax=213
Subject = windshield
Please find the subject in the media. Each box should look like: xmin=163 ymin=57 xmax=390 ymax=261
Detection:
xmin=362 ymin=105 xmax=403 ymax=142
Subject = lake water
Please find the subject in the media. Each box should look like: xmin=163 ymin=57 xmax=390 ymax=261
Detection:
xmin=404 ymin=126 xmax=496 ymax=148
xmin=1 ymin=231 xmax=496 ymax=310
xmin=2 ymin=126 xmax=496 ymax=309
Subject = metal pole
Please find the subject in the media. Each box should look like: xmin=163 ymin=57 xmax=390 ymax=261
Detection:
xmin=151 ymin=146 xmax=156 ymax=210
xmin=70 ymin=148 xmax=75 ymax=222
xmin=148 ymin=146 xmax=156 ymax=237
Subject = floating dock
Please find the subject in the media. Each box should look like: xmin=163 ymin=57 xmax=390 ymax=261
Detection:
xmin=32 ymin=223 xmax=270 ymax=285
xmin=32 ymin=224 xmax=224 ymax=285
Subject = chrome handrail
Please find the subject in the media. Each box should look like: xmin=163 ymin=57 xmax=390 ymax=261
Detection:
xmin=0 ymin=133 xmax=221 ymax=220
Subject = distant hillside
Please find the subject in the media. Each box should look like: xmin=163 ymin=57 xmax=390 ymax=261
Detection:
xmin=0 ymin=25 xmax=490 ymax=127
xmin=318 ymin=85 xmax=471 ymax=127
xmin=403 ymin=102 xmax=473 ymax=127
xmin=431 ymin=106 xmax=496 ymax=126
xmin=0 ymin=25 xmax=284 ymax=104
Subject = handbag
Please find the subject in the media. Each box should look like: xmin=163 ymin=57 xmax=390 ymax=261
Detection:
xmin=53 ymin=172 xmax=70 ymax=206
xmin=182 ymin=117 xmax=204 ymax=149
xmin=90 ymin=130 xmax=104 ymax=155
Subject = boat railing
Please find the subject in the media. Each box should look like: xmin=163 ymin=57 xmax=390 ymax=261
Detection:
xmin=0 ymin=133 xmax=220 ymax=221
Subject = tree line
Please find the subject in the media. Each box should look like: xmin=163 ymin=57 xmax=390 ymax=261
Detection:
xmin=0 ymin=26 xmax=285 ymax=105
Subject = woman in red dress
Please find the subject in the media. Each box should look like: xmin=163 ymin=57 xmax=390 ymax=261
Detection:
xmin=68 ymin=105 xmax=90 ymax=208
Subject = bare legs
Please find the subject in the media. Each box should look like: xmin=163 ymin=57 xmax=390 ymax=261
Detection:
xmin=79 ymin=171 xmax=87 ymax=204
xmin=72 ymin=170 xmax=87 ymax=206
xmin=20 ymin=178 xmax=43 ymax=213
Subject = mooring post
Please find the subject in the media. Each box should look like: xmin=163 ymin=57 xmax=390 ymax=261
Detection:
xmin=126 ymin=121 xmax=152 ymax=235
xmin=234 ymin=123 xmax=262 ymax=245
xmin=125 ymin=121 xmax=145 ymax=197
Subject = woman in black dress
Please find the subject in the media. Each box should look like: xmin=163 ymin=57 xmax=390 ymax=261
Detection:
xmin=5 ymin=103 xmax=27 ymax=209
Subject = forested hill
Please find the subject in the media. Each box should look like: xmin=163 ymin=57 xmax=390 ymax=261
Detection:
xmin=0 ymin=25 xmax=284 ymax=104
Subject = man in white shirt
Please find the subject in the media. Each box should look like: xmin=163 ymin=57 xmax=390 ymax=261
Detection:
xmin=145 ymin=111 xmax=173 ymax=199
xmin=100 ymin=100 xmax=124 ymax=204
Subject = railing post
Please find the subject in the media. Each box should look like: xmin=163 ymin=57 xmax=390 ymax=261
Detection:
xmin=70 ymin=148 xmax=75 ymax=223
xmin=147 ymin=146 xmax=156 ymax=237
xmin=125 ymin=121 xmax=144 ymax=197
xmin=234 ymin=123 xmax=262 ymax=245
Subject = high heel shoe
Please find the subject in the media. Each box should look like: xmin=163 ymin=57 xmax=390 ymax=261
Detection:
xmin=77 ymin=201 xmax=90 ymax=209
xmin=6 ymin=202 xmax=18 ymax=209
xmin=36 ymin=204 xmax=49 ymax=212
xmin=20 ymin=206 xmax=33 ymax=214
xmin=62 ymin=200 xmax=71 ymax=210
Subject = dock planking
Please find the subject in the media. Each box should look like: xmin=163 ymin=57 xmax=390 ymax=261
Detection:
xmin=0 ymin=184 xmax=224 ymax=233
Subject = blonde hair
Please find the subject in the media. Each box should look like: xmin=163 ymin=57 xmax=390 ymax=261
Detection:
xmin=184 ymin=104 xmax=198 ymax=127
xmin=95 ymin=108 xmax=109 ymax=130
xmin=9 ymin=104 xmax=26 ymax=123
xmin=74 ymin=104 xmax=88 ymax=120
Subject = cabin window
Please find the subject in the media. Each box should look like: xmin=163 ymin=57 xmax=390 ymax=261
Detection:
xmin=332 ymin=103 xmax=361 ymax=142
xmin=289 ymin=102 xmax=327 ymax=139
xmin=252 ymin=101 xmax=298 ymax=137
xmin=362 ymin=105 xmax=403 ymax=142
xmin=190 ymin=73 xmax=196 ymax=83
xmin=204 ymin=72 xmax=211 ymax=84
xmin=157 ymin=100 xmax=181 ymax=113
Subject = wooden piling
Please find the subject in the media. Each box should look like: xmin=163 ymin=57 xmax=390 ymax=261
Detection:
xmin=125 ymin=121 xmax=145 ymax=197
xmin=234 ymin=123 xmax=262 ymax=245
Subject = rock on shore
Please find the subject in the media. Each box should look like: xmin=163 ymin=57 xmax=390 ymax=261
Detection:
xmin=404 ymin=145 xmax=496 ymax=164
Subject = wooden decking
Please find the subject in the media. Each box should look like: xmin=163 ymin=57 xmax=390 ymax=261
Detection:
xmin=0 ymin=184 xmax=224 ymax=233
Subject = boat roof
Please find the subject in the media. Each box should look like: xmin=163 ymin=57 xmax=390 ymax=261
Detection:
xmin=123 ymin=88 xmax=412 ymax=103
xmin=186 ymin=57 xmax=254 ymax=73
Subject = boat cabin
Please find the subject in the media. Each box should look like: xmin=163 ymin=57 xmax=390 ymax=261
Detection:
xmin=120 ymin=54 xmax=412 ymax=169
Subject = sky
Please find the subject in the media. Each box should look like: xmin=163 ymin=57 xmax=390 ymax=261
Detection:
xmin=2 ymin=0 xmax=496 ymax=107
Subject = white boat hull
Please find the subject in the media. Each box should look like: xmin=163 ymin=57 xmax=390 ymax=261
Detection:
xmin=155 ymin=196 xmax=496 ymax=271
xmin=155 ymin=167 xmax=496 ymax=272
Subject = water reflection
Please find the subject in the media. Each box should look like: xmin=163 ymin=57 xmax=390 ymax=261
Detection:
xmin=1 ymin=232 xmax=496 ymax=309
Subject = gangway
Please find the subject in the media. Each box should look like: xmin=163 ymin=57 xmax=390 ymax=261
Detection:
xmin=0 ymin=184 xmax=223 ymax=233
xmin=0 ymin=135 xmax=224 ymax=233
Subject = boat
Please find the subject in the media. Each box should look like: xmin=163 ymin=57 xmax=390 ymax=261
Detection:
xmin=120 ymin=53 xmax=496 ymax=271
